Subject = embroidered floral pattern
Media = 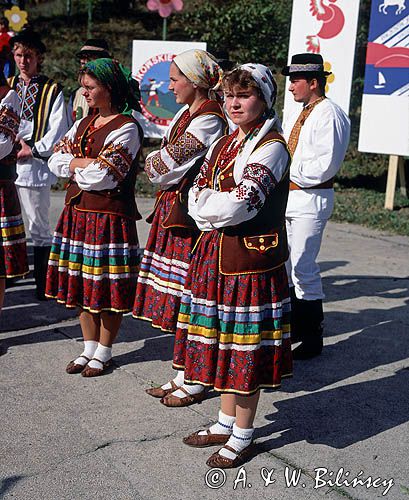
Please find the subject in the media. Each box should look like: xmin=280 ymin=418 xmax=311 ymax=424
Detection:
xmin=242 ymin=163 xmax=276 ymax=197
xmin=0 ymin=105 xmax=20 ymax=142
xmin=166 ymin=131 xmax=205 ymax=165
xmin=233 ymin=182 xmax=263 ymax=212
xmin=193 ymin=159 xmax=210 ymax=191
xmin=53 ymin=136 xmax=74 ymax=154
xmin=245 ymin=185 xmax=263 ymax=212
xmin=96 ymin=142 xmax=134 ymax=182
xmin=145 ymin=152 xmax=170 ymax=179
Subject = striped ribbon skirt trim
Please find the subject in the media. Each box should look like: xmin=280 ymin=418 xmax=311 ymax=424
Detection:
xmin=0 ymin=182 xmax=28 ymax=278
xmin=173 ymin=230 xmax=293 ymax=395
xmin=133 ymin=191 xmax=197 ymax=332
xmin=46 ymin=205 xmax=139 ymax=313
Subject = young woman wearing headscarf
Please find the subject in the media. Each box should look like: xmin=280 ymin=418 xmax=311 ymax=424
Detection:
xmin=132 ymin=49 xmax=227 ymax=402
xmin=46 ymin=58 xmax=143 ymax=377
xmin=172 ymin=64 xmax=293 ymax=467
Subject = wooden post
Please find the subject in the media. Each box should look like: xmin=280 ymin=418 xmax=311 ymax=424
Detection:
xmin=384 ymin=155 xmax=405 ymax=210
xmin=398 ymin=159 xmax=407 ymax=197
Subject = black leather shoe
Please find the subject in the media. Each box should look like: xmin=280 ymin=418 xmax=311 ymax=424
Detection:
xmin=292 ymin=337 xmax=323 ymax=360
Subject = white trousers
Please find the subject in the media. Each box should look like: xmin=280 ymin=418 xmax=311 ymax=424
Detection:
xmin=16 ymin=185 xmax=52 ymax=247
xmin=285 ymin=217 xmax=328 ymax=301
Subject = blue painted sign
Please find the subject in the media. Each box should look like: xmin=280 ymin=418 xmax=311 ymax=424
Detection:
xmin=363 ymin=1 xmax=409 ymax=96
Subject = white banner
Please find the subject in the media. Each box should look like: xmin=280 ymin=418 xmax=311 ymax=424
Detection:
xmin=358 ymin=3 xmax=409 ymax=156
xmin=132 ymin=40 xmax=206 ymax=138
xmin=283 ymin=0 xmax=360 ymax=124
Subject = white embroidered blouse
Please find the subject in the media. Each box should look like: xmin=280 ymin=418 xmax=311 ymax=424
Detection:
xmin=48 ymin=118 xmax=141 ymax=191
xmin=144 ymin=104 xmax=226 ymax=189
xmin=188 ymin=137 xmax=289 ymax=231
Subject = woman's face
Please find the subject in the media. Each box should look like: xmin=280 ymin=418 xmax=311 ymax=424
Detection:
xmin=168 ymin=62 xmax=196 ymax=106
xmin=81 ymin=73 xmax=111 ymax=109
xmin=224 ymin=85 xmax=266 ymax=129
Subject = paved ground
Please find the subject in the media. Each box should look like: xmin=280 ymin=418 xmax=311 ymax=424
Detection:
xmin=0 ymin=192 xmax=408 ymax=500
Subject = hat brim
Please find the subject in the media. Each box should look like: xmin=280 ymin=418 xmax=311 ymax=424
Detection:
xmin=76 ymin=50 xmax=110 ymax=59
xmin=281 ymin=67 xmax=332 ymax=77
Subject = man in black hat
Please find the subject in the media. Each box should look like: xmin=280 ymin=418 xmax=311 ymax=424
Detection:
xmin=68 ymin=38 xmax=111 ymax=124
xmin=9 ymin=29 xmax=68 ymax=300
xmin=282 ymin=53 xmax=350 ymax=359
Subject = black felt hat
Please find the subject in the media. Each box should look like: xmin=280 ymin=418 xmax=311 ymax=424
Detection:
xmin=76 ymin=39 xmax=111 ymax=59
xmin=282 ymin=53 xmax=331 ymax=77
xmin=10 ymin=29 xmax=46 ymax=54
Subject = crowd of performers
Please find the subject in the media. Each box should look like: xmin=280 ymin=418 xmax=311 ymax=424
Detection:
xmin=0 ymin=28 xmax=350 ymax=468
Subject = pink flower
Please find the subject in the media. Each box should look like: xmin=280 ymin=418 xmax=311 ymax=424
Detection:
xmin=147 ymin=0 xmax=183 ymax=18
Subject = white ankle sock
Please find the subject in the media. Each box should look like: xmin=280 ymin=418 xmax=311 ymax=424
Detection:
xmin=198 ymin=410 xmax=235 ymax=436
xmin=74 ymin=340 xmax=97 ymax=366
xmin=87 ymin=343 xmax=112 ymax=369
xmin=171 ymin=383 xmax=204 ymax=398
xmin=219 ymin=424 xmax=254 ymax=460
xmin=161 ymin=370 xmax=185 ymax=390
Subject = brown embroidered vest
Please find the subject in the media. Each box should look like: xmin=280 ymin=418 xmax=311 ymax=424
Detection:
xmin=147 ymin=100 xmax=228 ymax=229
xmin=65 ymin=114 xmax=142 ymax=220
xmin=0 ymin=85 xmax=19 ymax=182
xmin=204 ymin=131 xmax=290 ymax=275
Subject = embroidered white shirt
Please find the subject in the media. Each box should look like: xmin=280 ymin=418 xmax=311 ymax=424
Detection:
xmin=188 ymin=138 xmax=289 ymax=231
xmin=49 ymin=118 xmax=141 ymax=191
xmin=283 ymin=98 xmax=350 ymax=219
xmin=144 ymin=104 xmax=226 ymax=189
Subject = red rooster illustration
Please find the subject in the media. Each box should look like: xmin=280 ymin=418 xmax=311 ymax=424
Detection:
xmin=306 ymin=0 xmax=346 ymax=53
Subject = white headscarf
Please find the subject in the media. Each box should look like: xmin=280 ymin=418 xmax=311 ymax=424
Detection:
xmin=173 ymin=49 xmax=223 ymax=95
xmin=231 ymin=63 xmax=283 ymax=172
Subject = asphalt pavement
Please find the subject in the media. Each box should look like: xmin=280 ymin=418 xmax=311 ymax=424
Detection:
xmin=0 ymin=191 xmax=408 ymax=500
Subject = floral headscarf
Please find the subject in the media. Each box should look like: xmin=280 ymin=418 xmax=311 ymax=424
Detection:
xmin=230 ymin=63 xmax=282 ymax=172
xmin=82 ymin=58 xmax=141 ymax=115
xmin=173 ymin=49 xmax=222 ymax=95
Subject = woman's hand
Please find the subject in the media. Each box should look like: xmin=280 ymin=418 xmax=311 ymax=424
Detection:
xmin=17 ymin=139 xmax=33 ymax=160
xmin=69 ymin=158 xmax=93 ymax=174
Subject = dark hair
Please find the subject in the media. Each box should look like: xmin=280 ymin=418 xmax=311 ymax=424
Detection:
xmin=222 ymin=68 xmax=265 ymax=102
xmin=0 ymin=17 xmax=9 ymax=28
xmin=305 ymin=74 xmax=327 ymax=94
xmin=78 ymin=66 xmax=126 ymax=111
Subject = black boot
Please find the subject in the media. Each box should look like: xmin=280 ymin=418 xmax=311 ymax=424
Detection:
xmin=33 ymin=246 xmax=51 ymax=301
xmin=291 ymin=296 xmax=324 ymax=360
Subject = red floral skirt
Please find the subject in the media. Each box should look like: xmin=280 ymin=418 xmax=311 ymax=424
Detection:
xmin=173 ymin=230 xmax=292 ymax=395
xmin=132 ymin=191 xmax=198 ymax=332
xmin=46 ymin=205 xmax=139 ymax=313
xmin=0 ymin=181 xmax=28 ymax=279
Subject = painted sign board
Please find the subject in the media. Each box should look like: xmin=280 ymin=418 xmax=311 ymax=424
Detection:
xmin=283 ymin=0 xmax=360 ymax=125
xmin=132 ymin=40 xmax=206 ymax=138
xmin=358 ymin=1 xmax=409 ymax=156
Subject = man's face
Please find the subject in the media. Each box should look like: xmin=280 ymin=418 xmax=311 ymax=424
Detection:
xmin=288 ymin=77 xmax=315 ymax=105
xmin=14 ymin=47 xmax=39 ymax=78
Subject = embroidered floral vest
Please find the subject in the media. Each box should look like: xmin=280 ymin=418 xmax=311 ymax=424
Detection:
xmin=65 ymin=114 xmax=142 ymax=220
xmin=204 ymin=131 xmax=290 ymax=275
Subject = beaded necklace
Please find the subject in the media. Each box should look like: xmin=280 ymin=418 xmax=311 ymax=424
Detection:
xmin=173 ymin=99 xmax=212 ymax=140
xmin=217 ymin=129 xmax=243 ymax=171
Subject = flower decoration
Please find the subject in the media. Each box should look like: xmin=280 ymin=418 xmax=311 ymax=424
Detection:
xmin=4 ymin=6 xmax=28 ymax=32
xmin=324 ymin=61 xmax=335 ymax=93
xmin=147 ymin=0 xmax=183 ymax=18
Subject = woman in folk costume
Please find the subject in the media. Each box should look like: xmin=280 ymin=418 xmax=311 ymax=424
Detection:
xmin=133 ymin=50 xmax=227 ymax=386
xmin=0 ymin=67 xmax=29 ymax=311
xmin=46 ymin=58 xmax=143 ymax=377
xmin=171 ymin=65 xmax=293 ymax=467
